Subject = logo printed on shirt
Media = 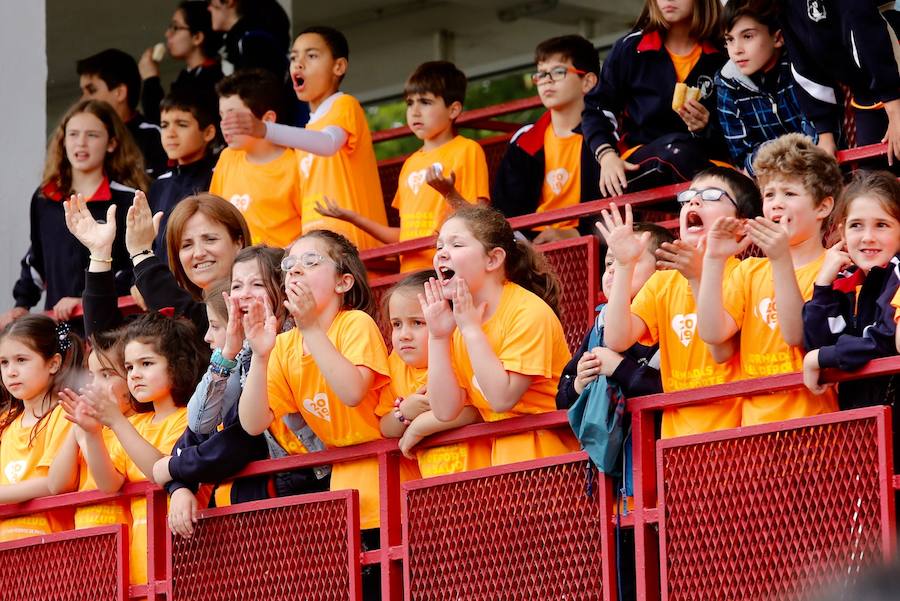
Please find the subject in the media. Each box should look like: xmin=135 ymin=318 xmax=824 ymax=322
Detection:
xmin=671 ymin=313 xmax=697 ymax=347
xmin=546 ymin=168 xmax=570 ymax=195
xmin=758 ymin=297 xmax=778 ymax=330
xmin=4 ymin=460 xmax=26 ymax=483
xmin=229 ymin=194 xmax=251 ymax=212
xmin=407 ymin=169 xmax=428 ymax=195
xmin=303 ymin=392 xmax=331 ymax=422
xmin=300 ymin=154 xmax=314 ymax=178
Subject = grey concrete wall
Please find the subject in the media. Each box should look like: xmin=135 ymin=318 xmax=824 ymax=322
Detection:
xmin=0 ymin=1 xmax=46 ymax=311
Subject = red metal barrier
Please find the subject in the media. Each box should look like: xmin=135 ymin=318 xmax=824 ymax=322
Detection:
xmin=658 ymin=407 xmax=894 ymax=601
xmin=403 ymin=452 xmax=614 ymax=601
xmin=0 ymin=524 xmax=129 ymax=601
xmin=168 ymin=491 xmax=361 ymax=600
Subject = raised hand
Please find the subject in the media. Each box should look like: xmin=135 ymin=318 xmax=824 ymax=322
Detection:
xmin=425 ymin=165 xmax=457 ymax=198
xmin=816 ymin=240 xmax=852 ymax=287
xmin=656 ymin=238 xmax=705 ymax=282
xmin=313 ymin=196 xmax=352 ymax=221
xmin=125 ymin=191 xmax=163 ymax=258
xmin=79 ymin=382 xmax=126 ymax=428
xmin=220 ymin=111 xmax=266 ymax=139
xmin=746 ymin=217 xmax=791 ymax=261
xmin=704 ymin=216 xmax=751 ymax=261
xmin=595 ymin=203 xmax=650 ymax=266
xmin=451 ymin=278 xmax=487 ymax=335
xmin=418 ymin=277 xmax=456 ymax=339
xmin=222 ymin=293 xmax=245 ymax=360
xmin=678 ymin=98 xmax=709 ymax=132
xmin=284 ymin=280 xmax=318 ymax=330
xmin=59 ymin=388 xmax=102 ymax=434
xmin=243 ymin=296 xmax=277 ymax=357
xmin=64 ymin=194 xmax=117 ymax=256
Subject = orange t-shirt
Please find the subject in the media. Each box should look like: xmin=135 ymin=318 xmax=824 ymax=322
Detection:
xmin=668 ymin=44 xmax=702 ymax=83
xmin=377 ymin=353 xmax=488 ymax=478
xmin=74 ymin=427 xmax=131 ymax=530
xmin=108 ymin=409 xmax=187 ymax=585
xmin=449 ymin=283 xmax=578 ymax=467
xmin=631 ymin=262 xmax=743 ymax=438
xmin=267 ymin=310 xmax=396 ymax=529
xmin=298 ymin=93 xmax=387 ymax=252
xmin=210 ymin=147 xmax=302 ymax=248
xmin=0 ymin=407 xmax=73 ymax=541
xmin=392 ymin=135 xmax=488 ymax=271
xmin=724 ymin=254 xmax=838 ymax=425
xmin=536 ymin=126 xmax=582 ymax=231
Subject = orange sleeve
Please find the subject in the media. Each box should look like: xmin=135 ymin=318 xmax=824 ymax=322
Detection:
xmin=267 ymin=333 xmax=299 ymax=420
xmin=494 ymin=296 xmax=564 ymax=378
xmin=631 ymin=272 xmax=662 ymax=346
xmin=337 ymin=311 xmax=391 ymax=392
xmin=453 ymin=141 xmax=490 ymax=202
xmin=322 ymin=96 xmax=360 ymax=154
xmin=36 ymin=408 xmax=72 ymax=468
xmin=723 ymin=260 xmax=749 ymax=328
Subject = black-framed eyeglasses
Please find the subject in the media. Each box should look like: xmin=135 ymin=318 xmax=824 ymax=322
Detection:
xmin=676 ymin=187 xmax=737 ymax=207
xmin=531 ymin=65 xmax=587 ymax=84
xmin=166 ymin=23 xmax=191 ymax=33
xmin=281 ymin=251 xmax=333 ymax=274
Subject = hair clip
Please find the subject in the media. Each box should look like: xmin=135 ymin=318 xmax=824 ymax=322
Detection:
xmin=56 ymin=321 xmax=72 ymax=353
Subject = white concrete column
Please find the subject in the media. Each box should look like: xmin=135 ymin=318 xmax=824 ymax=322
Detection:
xmin=0 ymin=1 xmax=46 ymax=311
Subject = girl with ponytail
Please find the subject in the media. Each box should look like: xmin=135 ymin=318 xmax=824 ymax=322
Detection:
xmin=420 ymin=205 xmax=578 ymax=467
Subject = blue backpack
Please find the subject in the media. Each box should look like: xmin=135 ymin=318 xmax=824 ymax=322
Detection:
xmin=567 ymin=307 xmax=631 ymax=487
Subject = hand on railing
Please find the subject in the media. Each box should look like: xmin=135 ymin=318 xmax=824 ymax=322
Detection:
xmin=168 ymin=488 xmax=199 ymax=539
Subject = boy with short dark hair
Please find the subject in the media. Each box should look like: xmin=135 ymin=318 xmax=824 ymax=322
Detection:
xmin=150 ymin=86 xmax=220 ymax=264
xmin=77 ymin=48 xmax=168 ymax=178
xmin=492 ymin=35 xmax=600 ymax=243
xmin=219 ymin=26 xmax=388 ymax=251
xmin=715 ymin=0 xmax=816 ymax=175
xmin=697 ymin=133 xmax=842 ymax=426
xmin=315 ymin=60 xmax=489 ymax=271
xmin=209 ymin=68 xmax=302 ymax=248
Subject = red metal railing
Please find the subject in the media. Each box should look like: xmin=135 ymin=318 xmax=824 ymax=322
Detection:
xmin=0 ymin=354 xmax=896 ymax=600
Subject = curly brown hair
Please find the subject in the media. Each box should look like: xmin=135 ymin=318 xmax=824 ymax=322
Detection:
xmin=753 ymin=133 xmax=843 ymax=207
xmin=42 ymin=99 xmax=149 ymax=194
xmin=122 ymin=312 xmax=208 ymax=410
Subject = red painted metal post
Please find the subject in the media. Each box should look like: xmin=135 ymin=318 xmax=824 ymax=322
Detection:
xmin=631 ymin=407 xmax=660 ymax=601
xmin=599 ymin=472 xmax=618 ymax=601
xmin=145 ymin=487 xmax=168 ymax=600
xmin=379 ymin=450 xmax=403 ymax=600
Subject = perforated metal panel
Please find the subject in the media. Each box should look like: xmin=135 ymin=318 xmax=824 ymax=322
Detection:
xmin=659 ymin=412 xmax=892 ymax=601
xmin=405 ymin=457 xmax=605 ymax=600
xmin=170 ymin=491 xmax=360 ymax=601
xmin=0 ymin=525 xmax=127 ymax=601
xmin=542 ymin=237 xmax=598 ymax=353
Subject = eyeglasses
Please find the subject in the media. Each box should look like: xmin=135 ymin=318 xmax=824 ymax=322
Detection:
xmin=166 ymin=23 xmax=191 ymax=33
xmin=281 ymin=251 xmax=332 ymax=273
xmin=530 ymin=66 xmax=587 ymax=84
xmin=676 ymin=187 xmax=737 ymax=207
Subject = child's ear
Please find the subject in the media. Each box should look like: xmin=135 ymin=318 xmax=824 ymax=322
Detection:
xmin=816 ymin=196 xmax=835 ymax=221
xmin=485 ymin=247 xmax=507 ymax=273
xmin=260 ymin=110 xmax=278 ymax=123
xmin=333 ymin=57 xmax=348 ymax=80
xmin=773 ymin=29 xmax=785 ymax=49
xmin=112 ymin=83 xmax=129 ymax=106
xmin=191 ymin=31 xmax=205 ymax=49
xmin=106 ymin=137 xmax=118 ymax=154
xmin=335 ymin=273 xmax=354 ymax=294
xmin=49 ymin=353 xmax=62 ymax=375
xmin=581 ymin=71 xmax=598 ymax=94
xmin=202 ymin=123 xmax=217 ymax=143
xmin=447 ymin=101 xmax=463 ymax=121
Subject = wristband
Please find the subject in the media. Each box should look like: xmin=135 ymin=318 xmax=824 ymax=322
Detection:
xmin=595 ymin=146 xmax=615 ymax=163
xmin=89 ymin=255 xmax=113 ymax=263
xmin=210 ymin=348 xmax=238 ymax=377
xmin=393 ymin=397 xmax=410 ymax=425
xmin=130 ymin=249 xmax=154 ymax=261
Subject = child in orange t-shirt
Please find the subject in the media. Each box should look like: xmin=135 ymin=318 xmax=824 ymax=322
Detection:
xmin=599 ymin=167 xmax=761 ymax=438
xmin=698 ymin=134 xmax=843 ymax=426
xmin=316 ymin=61 xmax=489 ymax=272
xmin=0 ymin=316 xmax=83 ymax=542
xmin=220 ymin=27 xmax=387 ymax=252
xmin=421 ymin=205 xmax=578 ymax=467
xmin=210 ymin=69 xmax=302 ymax=248
xmin=63 ymin=314 xmax=206 ymax=586
xmin=376 ymin=270 xmax=489 ymax=477
xmin=50 ymin=330 xmax=133 ymax=531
